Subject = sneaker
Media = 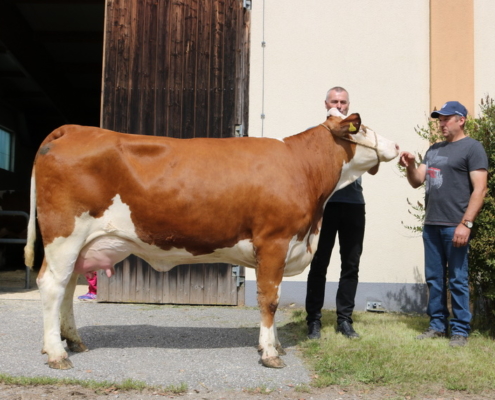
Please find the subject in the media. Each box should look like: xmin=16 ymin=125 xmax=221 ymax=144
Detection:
xmin=449 ymin=334 xmax=467 ymax=347
xmin=416 ymin=328 xmax=446 ymax=340
xmin=336 ymin=320 xmax=360 ymax=339
xmin=307 ymin=320 xmax=321 ymax=340
xmin=78 ymin=293 xmax=97 ymax=301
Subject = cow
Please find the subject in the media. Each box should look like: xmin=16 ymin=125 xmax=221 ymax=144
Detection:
xmin=24 ymin=110 xmax=399 ymax=370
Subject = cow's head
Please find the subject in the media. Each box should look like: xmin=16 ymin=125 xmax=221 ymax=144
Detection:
xmin=321 ymin=108 xmax=400 ymax=192
xmin=324 ymin=108 xmax=399 ymax=165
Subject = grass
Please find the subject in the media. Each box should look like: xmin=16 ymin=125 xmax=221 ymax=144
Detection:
xmin=0 ymin=374 xmax=187 ymax=395
xmin=286 ymin=308 xmax=495 ymax=397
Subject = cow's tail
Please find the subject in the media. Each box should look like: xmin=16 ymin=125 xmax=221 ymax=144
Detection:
xmin=24 ymin=166 xmax=37 ymax=268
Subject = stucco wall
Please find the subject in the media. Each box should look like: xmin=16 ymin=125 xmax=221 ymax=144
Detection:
xmin=245 ymin=1 xmax=431 ymax=311
xmin=3 ymin=1 xmax=492 ymax=312
xmin=474 ymin=0 xmax=495 ymax=112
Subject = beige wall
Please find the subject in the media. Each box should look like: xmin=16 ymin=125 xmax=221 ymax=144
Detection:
xmin=245 ymin=1 xmax=495 ymax=308
xmin=248 ymin=0 xmax=430 ymax=286
xmin=474 ymin=0 xmax=495 ymax=113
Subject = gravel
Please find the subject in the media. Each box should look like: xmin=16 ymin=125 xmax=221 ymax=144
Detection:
xmin=0 ymin=299 xmax=311 ymax=394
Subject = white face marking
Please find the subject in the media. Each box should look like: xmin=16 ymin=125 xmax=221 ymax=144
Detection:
xmin=329 ymin=124 xmax=398 ymax=196
xmin=327 ymin=107 xmax=345 ymax=117
xmin=375 ymin=131 xmax=400 ymax=161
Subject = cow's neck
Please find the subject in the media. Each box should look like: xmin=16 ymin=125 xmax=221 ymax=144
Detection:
xmin=284 ymin=126 xmax=356 ymax=202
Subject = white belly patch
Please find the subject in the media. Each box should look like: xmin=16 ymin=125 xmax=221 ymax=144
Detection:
xmin=47 ymin=194 xmax=317 ymax=277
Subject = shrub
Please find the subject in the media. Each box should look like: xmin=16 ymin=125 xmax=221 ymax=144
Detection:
xmin=465 ymin=97 xmax=495 ymax=334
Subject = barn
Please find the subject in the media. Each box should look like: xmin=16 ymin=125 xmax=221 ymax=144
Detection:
xmin=0 ymin=0 xmax=250 ymax=306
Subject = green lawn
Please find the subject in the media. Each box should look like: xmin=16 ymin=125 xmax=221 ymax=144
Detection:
xmin=285 ymin=309 xmax=495 ymax=397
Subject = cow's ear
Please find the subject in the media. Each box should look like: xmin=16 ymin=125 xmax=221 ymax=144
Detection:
xmin=340 ymin=113 xmax=361 ymax=135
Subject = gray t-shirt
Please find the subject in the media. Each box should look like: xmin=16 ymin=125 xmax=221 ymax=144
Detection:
xmin=422 ymin=136 xmax=488 ymax=226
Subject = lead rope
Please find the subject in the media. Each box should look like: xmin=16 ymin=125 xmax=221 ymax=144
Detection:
xmin=319 ymin=123 xmax=380 ymax=163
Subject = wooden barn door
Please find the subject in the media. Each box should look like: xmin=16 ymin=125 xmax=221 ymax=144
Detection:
xmin=97 ymin=0 xmax=250 ymax=305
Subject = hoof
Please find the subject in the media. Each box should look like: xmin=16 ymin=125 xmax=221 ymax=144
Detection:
xmin=261 ymin=356 xmax=286 ymax=369
xmin=67 ymin=340 xmax=88 ymax=353
xmin=48 ymin=358 xmax=74 ymax=370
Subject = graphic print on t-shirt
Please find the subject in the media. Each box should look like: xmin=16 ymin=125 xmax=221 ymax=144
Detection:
xmin=425 ymin=149 xmax=448 ymax=193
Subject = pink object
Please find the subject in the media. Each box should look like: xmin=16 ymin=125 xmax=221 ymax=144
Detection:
xmin=85 ymin=271 xmax=97 ymax=295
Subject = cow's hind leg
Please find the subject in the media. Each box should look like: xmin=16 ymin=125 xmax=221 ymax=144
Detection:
xmin=60 ymin=272 xmax=88 ymax=353
xmin=38 ymin=257 xmax=76 ymax=369
xmin=255 ymin=247 xmax=287 ymax=368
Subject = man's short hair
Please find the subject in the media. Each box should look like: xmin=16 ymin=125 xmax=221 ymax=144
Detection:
xmin=326 ymin=86 xmax=349 ymax=100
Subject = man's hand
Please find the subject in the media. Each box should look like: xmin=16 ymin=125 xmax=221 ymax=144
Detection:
xmin=453 ymin=224 xmax=470 ymax=247
xmin=398 ymin=151 xmax=426 ymax=188
xmin=398 ymin=151 xmax=415 ymax=168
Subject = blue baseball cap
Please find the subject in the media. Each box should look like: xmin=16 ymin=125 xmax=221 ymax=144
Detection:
xmin=431 ymin=101 xmax=468 ymax=118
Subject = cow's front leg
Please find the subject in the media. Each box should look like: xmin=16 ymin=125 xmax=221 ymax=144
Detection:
xmin=256 ymin=250 xmax=286 ymax=368
xmin=37 ymin=259 xmax=74 ymax=369
xmin=60 ymin=272 xmax=88 ymax=353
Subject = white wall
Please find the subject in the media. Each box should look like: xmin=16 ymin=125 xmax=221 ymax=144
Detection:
xmin=475 ymin=0 xmax=495 ymax=114
xmin=247 ymin=1 xmax=430 ymax=292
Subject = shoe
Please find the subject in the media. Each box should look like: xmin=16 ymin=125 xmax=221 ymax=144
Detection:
xmin=78 ymin=293 xmax=97 ymax=301
xmin=307 ymin=320 xmax=321 ymax=340
xmin=449 ymin=334 xmax=467 ymax=347
xmin=416 ymin=328 xmax=446 ymax=340
xmin=336 ymin=321 xmax=360 ymax=339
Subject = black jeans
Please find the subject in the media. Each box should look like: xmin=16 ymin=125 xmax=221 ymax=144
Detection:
xmin=305 ymin=202 xmax=365 ymax=325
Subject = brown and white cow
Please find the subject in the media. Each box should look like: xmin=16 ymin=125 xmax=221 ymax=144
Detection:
xmin=24 ymin=111 xmax=399 ymax=370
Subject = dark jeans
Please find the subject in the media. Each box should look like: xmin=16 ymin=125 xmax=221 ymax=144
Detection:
xmin=305 ymin=202 xmax=365 ymax=325
xmin=423 ymin=225 xmax=471 ymax=336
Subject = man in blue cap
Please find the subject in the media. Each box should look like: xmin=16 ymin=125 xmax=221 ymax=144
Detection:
xmin=399 ymin=101 xmax=488 ymax=347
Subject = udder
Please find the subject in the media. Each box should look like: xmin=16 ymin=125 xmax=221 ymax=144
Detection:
xmin=73 ymin=236 xmax=133 ymax=278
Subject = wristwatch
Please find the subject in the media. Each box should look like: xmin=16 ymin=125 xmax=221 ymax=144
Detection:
xmin=462 ymin=220 xmax=473 ymax=229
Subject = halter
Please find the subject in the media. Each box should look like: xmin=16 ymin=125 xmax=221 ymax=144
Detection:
xmin=319 ymin=123 xmax=380 ymax=162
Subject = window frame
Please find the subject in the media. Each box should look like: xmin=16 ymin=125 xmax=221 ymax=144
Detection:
xmin=0 ymin=125 xmax=15 ymax=172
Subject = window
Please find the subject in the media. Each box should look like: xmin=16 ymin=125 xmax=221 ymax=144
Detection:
xmin=0 ymin=127 xmax=13 ymax=172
